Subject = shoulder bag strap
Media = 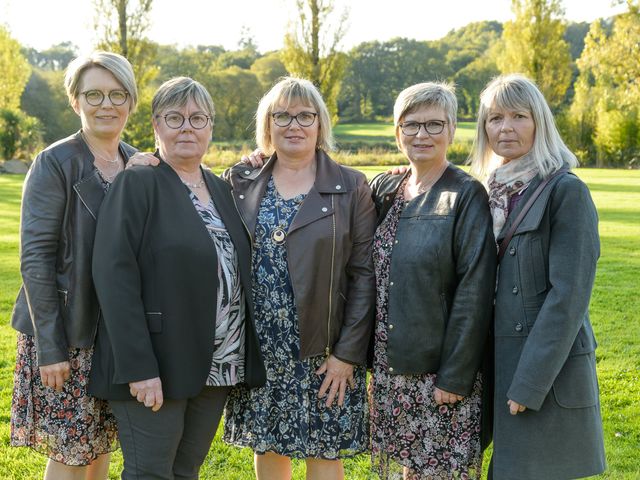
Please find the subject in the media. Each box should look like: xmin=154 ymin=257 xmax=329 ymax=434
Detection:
xmin=497 ymin=168 xmax=569 ymax=262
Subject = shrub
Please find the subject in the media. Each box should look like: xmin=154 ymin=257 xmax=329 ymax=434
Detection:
xmin=0 ymin=108 xmax=44 ymax=161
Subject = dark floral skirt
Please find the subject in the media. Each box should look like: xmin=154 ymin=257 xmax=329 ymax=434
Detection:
xmin=10 ymin=333 xmax=118 ymax=465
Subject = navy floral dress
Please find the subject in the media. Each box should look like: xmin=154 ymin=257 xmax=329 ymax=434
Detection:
xmin=224 ymin=177 xmax=368 ymax=459
xmin=369 ymin=177 xmax=483 ymax=479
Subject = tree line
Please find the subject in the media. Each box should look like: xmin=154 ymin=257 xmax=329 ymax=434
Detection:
xmin=1 ymin=0 xmax=638 ymax=167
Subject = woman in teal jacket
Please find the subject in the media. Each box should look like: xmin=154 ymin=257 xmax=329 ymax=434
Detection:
xmin=470 ymin=73 xmax=606 ymax=480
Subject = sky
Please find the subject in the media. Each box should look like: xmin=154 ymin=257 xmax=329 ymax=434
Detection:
xmin=1 ymin=0 xmax=629 ymax=54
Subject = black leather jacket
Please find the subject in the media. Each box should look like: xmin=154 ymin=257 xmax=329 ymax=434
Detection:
xmin=370 ymin=165 xmax=496 ymax=395
xmin=11 ymin=131 xmax=136 ymax=366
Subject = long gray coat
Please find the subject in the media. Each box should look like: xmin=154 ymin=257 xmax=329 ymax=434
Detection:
xmin=492 ymin=171 xmax=606 ymax=479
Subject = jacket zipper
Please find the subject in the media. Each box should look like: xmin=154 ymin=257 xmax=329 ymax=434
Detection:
xmin=326 ymin=195 xmax=335 ymax=356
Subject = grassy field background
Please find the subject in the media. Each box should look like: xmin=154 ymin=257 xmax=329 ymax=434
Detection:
xmin=0 ymin=167 xmax=638 ymax=479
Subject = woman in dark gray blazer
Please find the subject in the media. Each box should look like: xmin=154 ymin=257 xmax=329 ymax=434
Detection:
xmin=88 ymin=77 xmax=265 ymax=479
xmin=470 ymin=73 xmax=606 ymax=479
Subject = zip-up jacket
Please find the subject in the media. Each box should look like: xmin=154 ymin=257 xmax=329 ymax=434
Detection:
xmin=223 ymin=150 xmax=376 ymax=365
xmin=11 ymin=132 xmax=136 ymax=366
xmin=370 ymin=165 xmax=496 ymax=395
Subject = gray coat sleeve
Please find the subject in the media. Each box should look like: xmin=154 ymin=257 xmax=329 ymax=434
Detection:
xmin=507 ymin=176 xmax=600 ymax=410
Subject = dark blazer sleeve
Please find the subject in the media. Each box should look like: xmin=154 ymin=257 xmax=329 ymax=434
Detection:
xmin=332 ymin=173 xmax=377 ymax=364
xmin=507 ymin=176 xmax=599 ymax=410
xmin=19 ymin=151 xmax=69 ymax=365
xmin=92 ymin=168 xmax=160 ymax=384
xmin=436 ymin=180 xmax=497 ymax=395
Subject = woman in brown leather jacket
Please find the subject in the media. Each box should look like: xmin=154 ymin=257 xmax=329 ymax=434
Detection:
xmin=369 ymin=82 xmax=496 ymax=479
xmin=222 ymin=77 xmax=376 ymax=480
xmin=10 ymin=51 xmax=137 ymax=480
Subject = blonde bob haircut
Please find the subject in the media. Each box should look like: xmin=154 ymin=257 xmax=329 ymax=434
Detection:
xmin=151 ymin=76 xmax=215 ymax=124
xmin=64 ymin=51 xmax=138 ymax=112
xmin=393 ymin=81 xmax=458 ymax=149
xmin=469 ymin=73 xmax=577 ymax=180
xmin=255 ymin=76 xmax=335 ymax=154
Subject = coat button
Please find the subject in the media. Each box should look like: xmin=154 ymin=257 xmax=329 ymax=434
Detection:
xmin=239 ymin=194 xmax=245 ymax=199
xmin=335 ymin=184 xmax=342 ymax=190
xmin=509 ymin=246 xmax=516 ymax=256
xmin=322 ymin=207 xmax=328 ymax=212
xmin=515 ymin=323 xmax=523 ymax=332
xmin=394 ymin=240 xmax=398 ymax=244
xmin=512 ymin=285 xmax=519 ymax=295
xmin=388 ymin=324 xmax=394 ymax=329
xmin=244 ymin=170 xmax=251 ymax=175
xmin=390 ymin=281 xmax=394 ymax=286
xmin=389 ymin=367 xmax=394 ymax=372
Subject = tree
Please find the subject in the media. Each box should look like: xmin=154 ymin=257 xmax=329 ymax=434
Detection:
xmin=281 ymin=0 xmax=349 ymax=121
xmin=498 ymin=0 xmax=573 ymax=109
xmin=21 ymin=69 xmax=80 ymax=143
xmin=93 ymin=0 xmax=158 ymax=86
xmin=251 ymin=51 xmax=288 ymax=91
xmin=0 ymin=26 xmax=31 ymax=111
xmin=22 ymin=42 xmax=78 ymax=71
xmin=338 ymin=38 xmax=450 ymax=121
xmin=0 ymin=109 xmax=43 ymax=160
xmin=568 ymin=1 xmax=640 ymax=166
xmin=203 ymin=67 xmax=263 ymax=141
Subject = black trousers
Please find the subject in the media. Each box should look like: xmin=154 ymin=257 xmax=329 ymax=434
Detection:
xmin=110 ymin=386 xmax=231 ymax=480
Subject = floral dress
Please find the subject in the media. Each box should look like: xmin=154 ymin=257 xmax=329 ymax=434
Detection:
xmin=224 ymin=177 xmax=368 ymax=459
xmin=10 ymin=175 xmax=117 ymax=466
xmin=369 ymin=177 xmax=483 ymax=480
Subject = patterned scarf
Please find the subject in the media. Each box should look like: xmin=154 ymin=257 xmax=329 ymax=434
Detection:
xmin=487 ymin=154 xmax=539 ymax=240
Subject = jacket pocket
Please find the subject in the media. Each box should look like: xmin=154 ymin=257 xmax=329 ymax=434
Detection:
xmin=145 ymin=312 xmax=162 ymax=333
xmin=552 ymin=351 xmax=599 ymax=409
xmin=528 ymin=237 xmax=547 ymax=295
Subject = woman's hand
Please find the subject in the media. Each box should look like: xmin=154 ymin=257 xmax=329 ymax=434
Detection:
xmin=508 ymin=399 xmax=527 ymax=415
xmin=434 ymin=387 xmax=464 ymax=405
xmin=129 ymin=377 xmax=163 ymax=412
xmin=386 ymin=165 xmax=410 ymax=175
xmin=126 ymin=152 xmax=160 ymax=168
xmin=40 ymin=361 xmax=71 ymax=392
xmin=316 ymin=355 xmax=355 ymax=408
xmin=240 ymin=148 xmax=267 ymax=168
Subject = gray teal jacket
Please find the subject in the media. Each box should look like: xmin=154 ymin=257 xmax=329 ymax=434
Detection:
xmin=491 ymin=170 xmax=606 ymax=479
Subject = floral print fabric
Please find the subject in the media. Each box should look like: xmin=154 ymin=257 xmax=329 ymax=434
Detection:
xmin=11 ymin=333 xmax=118 ymax=465
xmin=224 ymin=177 xmax=368 ymax=459
xmin=189 ymin=190 xmax=245 ymax=386
xmin=370 ymin=177 xmax=483 ymax=479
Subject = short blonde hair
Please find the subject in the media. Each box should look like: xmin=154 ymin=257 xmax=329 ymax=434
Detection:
xmin=255 ymin=76 xmax=334 ymax=154
xmin=470 ymin=73 xmax=577 ymax=179
xmin=151 ymin=77 xmax=215 ymax=123
xmin=393 ymin=81 xmax=457 ymax=149
xmin=64 ymin=51 xmax=138 ymax=112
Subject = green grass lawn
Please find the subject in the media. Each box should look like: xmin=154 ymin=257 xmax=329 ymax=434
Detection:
xmin=334 ymin=121 xmax=476 ymax=144
xmin=1 ymin=168 xmax=638 ymax=479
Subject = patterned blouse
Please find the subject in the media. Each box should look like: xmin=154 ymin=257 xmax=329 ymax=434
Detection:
xmin=188 ymin=189 xmax=245 ymax=386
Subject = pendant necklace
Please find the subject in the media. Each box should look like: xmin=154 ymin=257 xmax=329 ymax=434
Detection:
xmin=181 ymin=177 xmax=205 ymax=189
xmin=272 ymin=191 xmax=287 ymax=245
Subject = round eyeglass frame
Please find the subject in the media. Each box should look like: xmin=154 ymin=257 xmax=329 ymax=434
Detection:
xmin=81 ymin=89 xmax=130 ymax=106
xmin=271 ymin=111 xmax=318 ymax=128
xmin=399 ymin=120 xmax=448 ymax=136
xmin=157 ymin=113 xmax=211 ymax=130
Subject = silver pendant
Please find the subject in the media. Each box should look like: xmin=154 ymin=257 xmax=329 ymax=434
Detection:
xmin=272 ymin=227 xmax=286 ymax=244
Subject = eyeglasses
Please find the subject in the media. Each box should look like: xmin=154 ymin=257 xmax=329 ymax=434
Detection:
xmin=81 ymin=89 xmax=129 ymax=106
xmin=157 ymin=112 xmax=211 ymax=130
xmin=399 ymin=120 xmax=448 ymax=136
xmin=272 ymin=111 xmax=318 ymax=127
